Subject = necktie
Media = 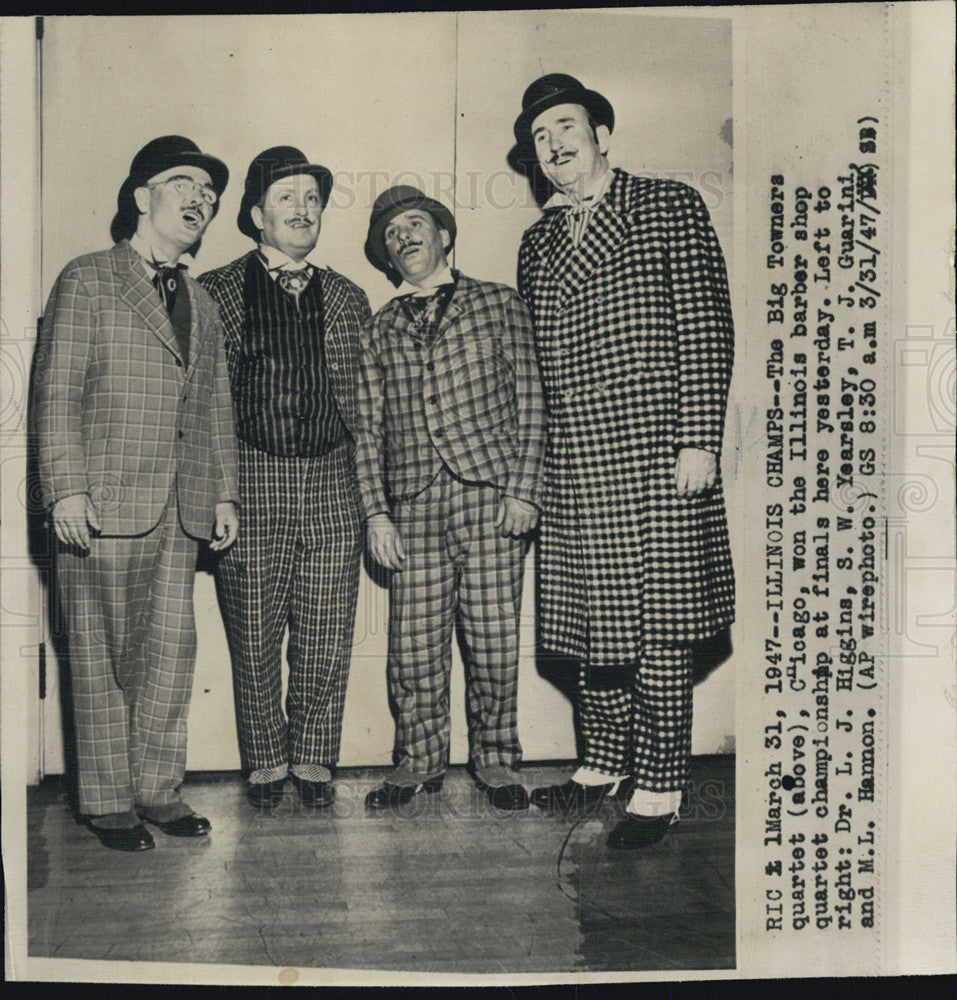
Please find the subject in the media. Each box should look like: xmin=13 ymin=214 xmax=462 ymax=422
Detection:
xmin=276 ymin=267 xmax=312 ymax=300
xmin=565 ymin=202 xmax=597 ymax=247
xmin=152 ymin=264 xmax=183 ymax=315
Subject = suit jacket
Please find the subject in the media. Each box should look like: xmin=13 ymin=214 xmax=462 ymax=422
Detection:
xmin=198 ymin=250 xmax=370 ymax=447
xmin=354 ymin=272 xmax=545 ymax=518
xmin=34 ymin=240 xmax=239 ymax=539
xmin=518 ymin=169 xmax=735 ymax=664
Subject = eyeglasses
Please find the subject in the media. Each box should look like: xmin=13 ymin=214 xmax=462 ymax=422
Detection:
xmin=147 ymin=176 xmax=218 ymax=205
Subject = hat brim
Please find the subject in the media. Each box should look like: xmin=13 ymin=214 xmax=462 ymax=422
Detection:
xmin=364 ymin=193 xmax=456 ymax=284
xmin=237 ymin=163 xmax=333 ymax=242
xmin=513 ymin=88 xmax=614 ymax=156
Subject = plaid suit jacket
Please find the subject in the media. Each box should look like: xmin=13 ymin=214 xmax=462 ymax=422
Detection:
xmin=518 ymin=170 xmax=735 ymax=663
xmin=198 ymin=250 xmax=371 ymax=440
xmin=34 ymin=240 xmax=239 ymax=538
xmin=354 ymin=272 xmax=545 ymax=518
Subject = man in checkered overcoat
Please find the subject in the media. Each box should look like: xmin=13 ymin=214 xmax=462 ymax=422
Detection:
xmin=355 ymin=185 xmax=545 ymax=811
xmin=198 ymin=148 xmax=370 ymax=811
xmin=513 ymin=75 xmax=735 ymax=849
xmin=34 ymin=136 xmax=239 ymax=851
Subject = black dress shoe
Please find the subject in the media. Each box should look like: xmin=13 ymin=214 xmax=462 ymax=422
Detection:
xmin=606 ymin=812 xmax=676 ymax=850
xmin=529 ymin=779 xmax=622 ymax=814
xmin=484 ymin=783 xmax=530 ymax=811
xmin=364 ymin=775 xmax=444 ymax=810
xmin=291 ymin=775 xmax=335 ymax=809
xmin=246 ymin=779 xmax=287 ymax=810
xmin=140 ymin=812 xmax=211 ymax=837
xmin=87 ymin=821 xmax=155 ymax=852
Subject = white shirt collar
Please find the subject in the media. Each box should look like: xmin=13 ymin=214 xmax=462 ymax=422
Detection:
xmin=130 ymin=232 xmax=193 ymax=272
xmin=542 ymin=164 xmax=613 ymax=211
xmin=395 ymin=264 xmax=455 ymax=298
xmin=258 ymin=242 xmax=325 ymax=273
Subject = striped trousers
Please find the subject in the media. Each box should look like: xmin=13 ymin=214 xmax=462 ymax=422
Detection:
xmin=579 ymin=645 xmax=695 ymax=791
xmin=387 ymin=467 xmax=528 ymax=782
xmin=215 ymin=440 xmax=362 ymax=773
xmin=55 ymin=494 xmax=198 ymax=816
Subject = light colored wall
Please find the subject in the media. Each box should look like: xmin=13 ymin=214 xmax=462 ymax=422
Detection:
xmin=34 ymin=11 xmax=736 ymax=775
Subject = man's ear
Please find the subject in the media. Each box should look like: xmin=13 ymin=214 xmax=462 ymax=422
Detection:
xmin=250 ymin=204 xmax=264 ymax=234
xmin=595 ymin=124 xmax=611 ymax=156
xmin=133 ymin=185 xmax=151 ymax=215
xmin=439 ymin=229 xmax=451 ymax=252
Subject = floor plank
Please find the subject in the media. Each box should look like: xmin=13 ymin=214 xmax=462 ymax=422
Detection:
xmin=27 ymin=757 xmax=734 ymax=973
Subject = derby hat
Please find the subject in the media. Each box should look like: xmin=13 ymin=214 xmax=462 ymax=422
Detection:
xmin=512 ymin=73 xmax=615 ymax=157
xmin=110 ymin=135 xmax=229 ymax=243
xmin=237 ymin=146 xmax=334 ymax=242
xmin=364 ymin=185 xmax=457 ymax=287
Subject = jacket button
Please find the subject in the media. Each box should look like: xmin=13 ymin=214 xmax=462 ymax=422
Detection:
xmin=428 ymin=395 xmax=437 ymax=404
xmin=426 ymin=362 xmax=435 ymax=372
xmin=178 ymin=431 xmax=184 ymax=439
xmin=434 ymin=428 xmax=444 ymax=438
xmin=175 ymin=358 xmax=183 ymax=367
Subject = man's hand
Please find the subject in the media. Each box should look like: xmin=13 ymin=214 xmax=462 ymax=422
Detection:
xmin=210 ymin=502 xmax=239 ymax=551
xmin=51 ymin=493 xmax=100 ymax=549
xmin=367 ymin=513 xmax=406 ymax=571
xmin=674 ymin=447 xmax=718 ymax=497
xmin=495 ymin=495 xmax=540 ymax=538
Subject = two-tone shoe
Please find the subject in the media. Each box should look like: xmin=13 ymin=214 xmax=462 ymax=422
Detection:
xmin=529 ymin=779 xmax=625 ymax=815
xmin=291 ymin=774 xmax=335 ymax=809
xmin=140 ymin=812 xmax=212 ymax=837
xmin=246 ymin=779 xmax=287 ymax=810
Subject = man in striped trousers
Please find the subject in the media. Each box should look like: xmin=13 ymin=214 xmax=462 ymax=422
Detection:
xmin=199 ymin=147 xmax=371 ymax=810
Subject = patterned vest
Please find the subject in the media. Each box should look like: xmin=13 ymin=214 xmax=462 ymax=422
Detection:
xmin=233 ymin=256 xmax=348 ymax=456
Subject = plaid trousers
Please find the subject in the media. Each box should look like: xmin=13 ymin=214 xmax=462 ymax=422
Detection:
xmin=579 ymin=645 xmax=695 ymax=792
xmin=56 ymin=494 xmax=198 ymax=816
xmin=215 ymin=440 xmax=362 ymax=772
xmin=388 ymin=466 xmax=527 ymax=780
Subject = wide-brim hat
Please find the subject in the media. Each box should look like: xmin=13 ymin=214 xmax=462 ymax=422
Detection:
xmin=512 ymin=73 xmax=615 ymax=163
xmin=364 ymin=185 xmax=457 ymax=287
xmin=237 ymin=146 xmax=334 ymax=242
xmin=110 ymin=135 xmax=229 ymax=244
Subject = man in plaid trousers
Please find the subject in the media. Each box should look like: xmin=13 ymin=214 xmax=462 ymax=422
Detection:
xmin=512 ymin=75 xmax=736 ymax=849
xmin=355 ymin=185 xmax=545 ymax=811
xmin=35 ymin=136 xmax=239 ymax=851
xmin=199 ymin=147 xmax=370 ymax=811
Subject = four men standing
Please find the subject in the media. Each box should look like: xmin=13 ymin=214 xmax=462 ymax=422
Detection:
xmin=37 ymin=77 xmax=733 ymax=849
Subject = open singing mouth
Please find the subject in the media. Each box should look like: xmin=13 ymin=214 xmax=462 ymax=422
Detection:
xmin=181 ymin=208 xmax=204 ymax=229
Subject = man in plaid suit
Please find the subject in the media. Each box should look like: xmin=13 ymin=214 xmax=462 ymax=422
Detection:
xmin=513 ymin=75 xmax=735 ymax=849
xmin=34 ymin=136 xmax=239 ymax=851
xmin=199 ymin=147 xmax=370 ymax=811
xmin=356 ymin=185 xmax=545 ymax=811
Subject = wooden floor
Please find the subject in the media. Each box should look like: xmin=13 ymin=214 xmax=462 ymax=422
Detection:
xmin=27 ymin=756 xmax=734 ymax=974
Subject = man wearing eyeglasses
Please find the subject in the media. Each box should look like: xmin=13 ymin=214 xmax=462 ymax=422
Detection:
xmin=34 ymin=136 xmax=239 ymax=851
xmin=199 ymin=147 xmax=370 ymax=812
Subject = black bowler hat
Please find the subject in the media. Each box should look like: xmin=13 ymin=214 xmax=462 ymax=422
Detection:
xmin=110 ymin=135 xmax=229 ymax=243
xmin=237 ymin=146 xmax=334 ymax=242
xmin=512 ymin=73 xmax=615 ymax=160
xmin=364 ymin=185 xmax=457 ymax=287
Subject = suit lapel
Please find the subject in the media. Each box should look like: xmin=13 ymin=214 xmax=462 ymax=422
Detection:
xmin=115 ymin=242 xmax=184 ymax=364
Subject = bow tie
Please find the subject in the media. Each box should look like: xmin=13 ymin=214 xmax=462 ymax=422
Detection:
xmin=151 ymin=260 xmax=186 ymax=314
xmin=272 ymin=266 xmax=312 ymax=298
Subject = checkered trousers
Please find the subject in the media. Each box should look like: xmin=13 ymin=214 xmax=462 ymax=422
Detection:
xmin=215 ymin=439 xmax=362 ymax=772
xmin=55 ymin=494 xmax=199 ymax=816
xmin=579 ymin=645 xmax=694 ymax=791
xmin=387 ymin=466 xmax=528 ymax=780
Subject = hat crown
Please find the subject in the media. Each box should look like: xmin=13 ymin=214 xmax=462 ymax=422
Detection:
xmin=129 ymin=135 xmax=203 ymax=183
xmin=521 ymin=73 xmax=588 ymax=111
xmin=244 ymin=146 xmax=312 ymax=191
xmin=371 ymin=184 xmax=429 ymax=215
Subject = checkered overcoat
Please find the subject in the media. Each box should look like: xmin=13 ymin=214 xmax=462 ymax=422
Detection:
xmin=35 ymin=240 xmax=238 ymax=538
xmin=517 ymin=170 xmax=735 ymax=667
